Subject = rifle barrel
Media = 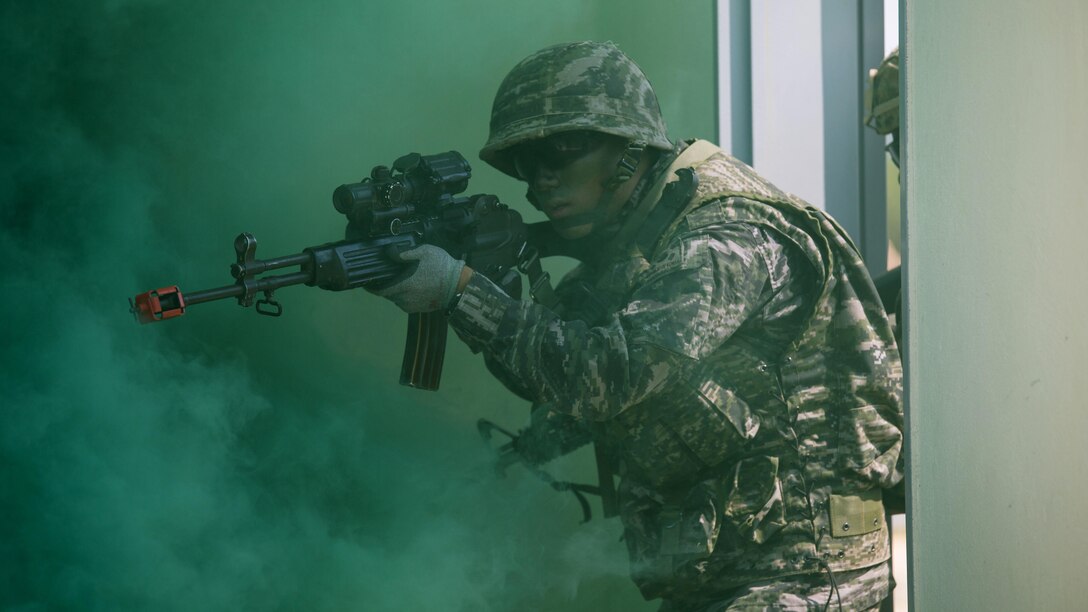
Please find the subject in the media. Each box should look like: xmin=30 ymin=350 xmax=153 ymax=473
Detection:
xmin=232 ymin=252 xmax=311 ymax=278
xmin=185 ymin=271 xmax=313 ymax=305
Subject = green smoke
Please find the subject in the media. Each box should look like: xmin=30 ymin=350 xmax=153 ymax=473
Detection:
xmin=0 ymin=1 xmax=713 ymax=609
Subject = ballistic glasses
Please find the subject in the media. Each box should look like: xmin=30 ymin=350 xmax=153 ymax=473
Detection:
xmin=511 ymin=131 xmax=611 ymax=181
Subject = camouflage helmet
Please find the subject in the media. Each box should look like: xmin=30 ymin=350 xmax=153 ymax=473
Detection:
xmin=865 ymin=47 xmax=900 ymax=135
xmin=480 ymin=41 xmax=673 ymax=178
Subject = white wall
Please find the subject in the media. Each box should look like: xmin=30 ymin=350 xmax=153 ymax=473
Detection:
xmin=903 ymin=2 xmax=1088 ymax=609
xmin=750 ymin=1 xmax=825 ymax=208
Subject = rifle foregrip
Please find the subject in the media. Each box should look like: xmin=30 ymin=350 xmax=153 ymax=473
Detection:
xmin=399 ymin=311 xmax=448 ymax=390
xmin=307 ymin=235 xmax=416 ymax=291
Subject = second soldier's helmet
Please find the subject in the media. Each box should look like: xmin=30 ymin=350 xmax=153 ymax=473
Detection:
xmin=480 ymin=41 xmax=673 ymax=179
xmin=865 ymin=47 xmax=900 ymax=136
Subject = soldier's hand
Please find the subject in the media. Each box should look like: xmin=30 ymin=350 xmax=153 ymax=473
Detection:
xmin=368 ymin=244 xmax=466 ymax=313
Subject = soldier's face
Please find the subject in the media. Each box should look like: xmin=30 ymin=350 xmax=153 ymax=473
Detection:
xmin=513 ymin=132 xmax=636 ymax=240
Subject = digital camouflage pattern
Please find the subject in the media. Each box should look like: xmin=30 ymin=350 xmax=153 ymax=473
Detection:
xmin=480 ymin=40 xmax=673 ymax=179
xmin=865 ymin=47 xmax=900 ymax=136
xmin=670 ymin=562 xmax=892 ymax=612
xmin=449 ymin=139 xmax=904 ymax=610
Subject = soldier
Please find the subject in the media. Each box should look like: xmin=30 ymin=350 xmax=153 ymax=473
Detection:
xmin=865 ymin=48 xmax=901 ymax=168
xmin=866 ymin=48 xmax=904 ymax=344
xmin=370 ymin=41 xmax=904 ymax=611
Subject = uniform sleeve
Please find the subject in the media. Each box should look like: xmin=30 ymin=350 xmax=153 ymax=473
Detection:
xmin=449 ymin=223 xmax=775 ymax=421
xmin=481 ymin=352 xmax=535 ymax=402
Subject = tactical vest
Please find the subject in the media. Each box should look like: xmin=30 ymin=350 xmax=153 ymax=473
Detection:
xmin=552 ymin=141 xmax=904 ymax=599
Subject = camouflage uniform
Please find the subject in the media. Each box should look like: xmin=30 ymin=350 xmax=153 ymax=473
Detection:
xmin=455 ymin=42 xmax=904 ymax=611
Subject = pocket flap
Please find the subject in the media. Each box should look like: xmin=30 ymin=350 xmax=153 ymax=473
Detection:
xmin=661 ymin=380 xmax=759 ymax=468
xmin=697 ymin=379 xmax=760 ymax=440
xmin=829 ymin=489 xmax=884 ymax=537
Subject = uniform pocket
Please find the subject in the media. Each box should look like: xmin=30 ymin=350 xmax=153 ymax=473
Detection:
xmin=623 ymin=479 xmax=724 ymax=601
xmin=721 ymin=455 xmax=787 ymax=545
xmin=663 ymin=379 xmax=760 ymax=466
xmin=837 ymin=403 xmax=903 ymax=487
xmin=622 ymin=379 xmax=761 ymax=488
xmin=657 ymin=479 xmax=723 ymax=557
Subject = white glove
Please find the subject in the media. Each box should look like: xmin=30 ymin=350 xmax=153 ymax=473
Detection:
xmin=370 ymin=244 xmax=465 ymax=313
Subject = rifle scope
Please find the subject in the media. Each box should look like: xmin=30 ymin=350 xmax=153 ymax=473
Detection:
xmin=332 ymin=151 xmax=472 ymax=226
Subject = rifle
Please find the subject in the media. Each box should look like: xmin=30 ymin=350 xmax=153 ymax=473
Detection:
xmin=130 ymin=151 xmax=527 ymax=390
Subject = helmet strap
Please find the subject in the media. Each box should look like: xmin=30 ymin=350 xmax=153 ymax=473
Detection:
xmin=563 ymin=140 xmax=652 ymax=236
xmin=524 ymin=139 xmax=645 ymax=210
xmin=529 ymin=140 xmax=652 ymax=239
xmin=604 ymin=141 xmax=646 ymax=191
